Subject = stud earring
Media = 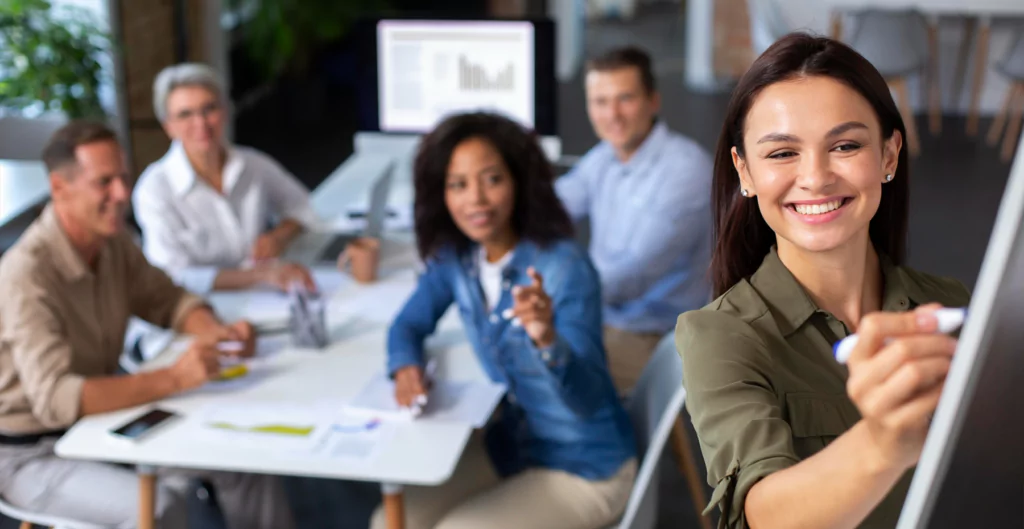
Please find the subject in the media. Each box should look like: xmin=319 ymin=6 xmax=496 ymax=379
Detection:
xmin=741 ymin=189 xmax=750 ymax=197
xmin=884 ymin=173 xmax=893 ymax=182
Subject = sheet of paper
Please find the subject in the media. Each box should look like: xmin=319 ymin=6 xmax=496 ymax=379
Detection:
xmin=310 ymin=268 xmax=348 ymax=295
xmin=188 ymin=402 xmax=331 ymax=453
xmin=318 ymin=415 xmax=395 ymax=465
xmin=184 ymin=403 xmax=393 ymax=465
xmin=332 ymin=280 xmax=415 ymax=323
xmin=345 ymin=373 xmax=506 ymax=428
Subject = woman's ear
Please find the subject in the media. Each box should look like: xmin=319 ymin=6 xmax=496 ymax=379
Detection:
xmin=731 ymin=146 xmax=755 ymax=197
xmin=883 ymin=130 xmax=903 ymax=176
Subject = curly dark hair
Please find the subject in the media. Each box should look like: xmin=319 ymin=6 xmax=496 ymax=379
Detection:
xmin=413 ymin=112 xmax=574 ymax=260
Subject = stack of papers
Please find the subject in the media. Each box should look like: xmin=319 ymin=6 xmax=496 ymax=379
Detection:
xmin=344 ymin=373 xmax=506 ymax=428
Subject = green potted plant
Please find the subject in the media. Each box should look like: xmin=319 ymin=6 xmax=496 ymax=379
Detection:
xmin=0 ymin=0 xmax=109 ymax=119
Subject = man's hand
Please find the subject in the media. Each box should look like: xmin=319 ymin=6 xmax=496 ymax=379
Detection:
xmin=169 ymin=338 xmax=221 ymax=391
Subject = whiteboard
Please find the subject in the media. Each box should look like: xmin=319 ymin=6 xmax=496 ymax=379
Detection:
xmin=897 ymin=136 xmax=1024 ymax=527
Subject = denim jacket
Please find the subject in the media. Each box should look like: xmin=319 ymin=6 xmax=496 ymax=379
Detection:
xmin=388 ymin=238 xmax=636 ymax=480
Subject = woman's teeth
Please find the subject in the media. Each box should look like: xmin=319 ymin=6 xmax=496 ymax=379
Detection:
xmin=793 ymin=200 xmax=843 ymax=215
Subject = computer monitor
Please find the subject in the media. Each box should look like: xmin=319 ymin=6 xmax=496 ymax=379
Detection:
xmin=355 ymin=17 xmax=557 ymax=136
xmin=896 ymin=141 xmax=1024 ymax=528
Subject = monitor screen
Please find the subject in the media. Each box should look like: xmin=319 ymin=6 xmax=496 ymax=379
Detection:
xmin=356 ymin=18 xmax=557 ymax=136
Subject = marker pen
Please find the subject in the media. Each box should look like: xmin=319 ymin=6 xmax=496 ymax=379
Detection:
xmin=833 ymin=307 xmax=966 ymax=364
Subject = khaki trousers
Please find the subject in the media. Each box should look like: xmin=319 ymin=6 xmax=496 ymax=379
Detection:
xmin=603 ymin=325 xmax=665 ymax=396
xmin=370 ymin=433 xmax=636 ymax=529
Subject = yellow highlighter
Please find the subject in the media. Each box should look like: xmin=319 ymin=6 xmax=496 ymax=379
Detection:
xmin=218 ymin=364 xmax=249 ymax=381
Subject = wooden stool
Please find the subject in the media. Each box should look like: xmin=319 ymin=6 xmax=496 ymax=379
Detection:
xmin=986 ymin=82 xmax=1024 ymax=162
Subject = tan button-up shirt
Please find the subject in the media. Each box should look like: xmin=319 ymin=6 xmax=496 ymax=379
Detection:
xmin=0 ymin=205 xmax=204 ymax=434
xmin=676 ymin=247 xmax=971 ymax=529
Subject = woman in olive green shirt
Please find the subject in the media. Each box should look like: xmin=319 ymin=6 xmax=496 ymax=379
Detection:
xmin=676 ymin=33 xmax=970 ymax=529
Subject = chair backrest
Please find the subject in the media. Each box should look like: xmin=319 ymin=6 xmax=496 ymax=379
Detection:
xmin=0 ymin=494 xmax=107 ymax=529
xmin=997 ymin=29 xmax=1024 ymax=80
xmin=746 ymin=0 xmax=790 ymax=56
xmin=617 ymin=332 xmax=688 ymax=529
xmin=845 ymin=9 xmax=929 ymax=77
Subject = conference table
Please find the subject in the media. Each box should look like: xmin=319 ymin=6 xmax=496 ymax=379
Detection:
xmin=54 ymin=229 xmax=492 ymax=529
xmin=826 ymin=0 xmax=1024 ymax=136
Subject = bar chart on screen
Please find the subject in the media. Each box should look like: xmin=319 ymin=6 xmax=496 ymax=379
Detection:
xmin=458 ymin=57 xmax=515 ymax=91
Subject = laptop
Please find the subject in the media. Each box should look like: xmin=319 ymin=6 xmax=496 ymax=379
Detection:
xmin=896 ymin=139 xmax=1024 ymax=528
xmin=317 ymin=161 xmax=395 ymax=263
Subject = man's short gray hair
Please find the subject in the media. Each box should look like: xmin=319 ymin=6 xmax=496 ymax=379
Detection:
xmin=152 ymin=63 xmax=225 ymax=122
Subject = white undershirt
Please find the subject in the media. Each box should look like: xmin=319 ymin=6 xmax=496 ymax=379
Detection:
xmin=478 ymin=246 xmax=513 ymax=311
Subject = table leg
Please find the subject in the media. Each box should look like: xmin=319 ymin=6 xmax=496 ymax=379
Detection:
xmin=138 ymin=465 xmax=157 ymax=529
xmin=382 ymin=483 xmax=406 ymax=529
xmin=952 ymin=17 xmax=977 ymax=112
xmin=830 ymin=12 xmax=842 ymax=41
xmin=966 ymin=19 xmax=991 ymax=136
xmin=926 ymin=18 xmax=942 ymax=135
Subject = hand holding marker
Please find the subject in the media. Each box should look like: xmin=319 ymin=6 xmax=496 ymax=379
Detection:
xmin=216 ymin=340 xmax=249 ymax=380
xmin=407 ymin=358 xmax=437 ymax=418
xmin=833 ymin=307 xmax=967 ymax=364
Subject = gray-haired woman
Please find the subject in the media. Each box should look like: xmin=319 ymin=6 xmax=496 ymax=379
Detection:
xmin=134 ymin=63 xmax=317 ymax=294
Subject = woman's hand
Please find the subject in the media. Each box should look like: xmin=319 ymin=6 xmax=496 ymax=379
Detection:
xmin=393 ymin=365 xmax=426 ymax=407
xmin=252 ymin=231 xmax=287 ymax=262
xmin=258 ymin=262 xmax=316 ymax=292
xmin=845 ymin=304 xmax=957 ymax=472
xmin=505 ymin=267 xmax=555 ymax=348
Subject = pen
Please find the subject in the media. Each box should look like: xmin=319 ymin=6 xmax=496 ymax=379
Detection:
xmin=833 ymin=307 xmax=966 ymax=364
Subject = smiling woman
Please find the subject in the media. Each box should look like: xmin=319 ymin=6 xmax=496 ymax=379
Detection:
xmin=675 ymin=33 xmax=971 ymax=529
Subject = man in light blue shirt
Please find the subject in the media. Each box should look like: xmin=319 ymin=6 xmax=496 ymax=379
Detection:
xmin=556 ymin=46 xmax=713 ymax=394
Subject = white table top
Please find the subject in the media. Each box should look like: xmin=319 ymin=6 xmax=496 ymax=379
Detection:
xmin=55 ymin=238 xmax=490 ymax=486
xmin=0 ymin=160 xmax=49 ymax=227
xmin=825 ymin=0 xmax=1024 ymax=16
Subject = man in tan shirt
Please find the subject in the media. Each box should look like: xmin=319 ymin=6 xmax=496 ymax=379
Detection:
xmin=0 ymin=121 xmax=295 ymax=529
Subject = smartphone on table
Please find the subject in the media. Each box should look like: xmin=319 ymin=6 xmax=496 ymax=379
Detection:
xmin=109 ymin=408 xmax=179 ymax=442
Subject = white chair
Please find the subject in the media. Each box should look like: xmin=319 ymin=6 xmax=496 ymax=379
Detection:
xmin=746 ymin=0 xmax=790 ymax=57
xmin=607 ymin=333 xmax=697 ymax=529
xmin=986 ymin=30 xmax=1024 ymax=163
xmin=844 ymin=9 xmax=932 ymax=156
xmin=0 ymin=495 xmax=108 ymax=529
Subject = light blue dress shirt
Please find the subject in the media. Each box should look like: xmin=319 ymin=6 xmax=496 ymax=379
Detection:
xmin=556 ymin=121 xmax=713 ymax=333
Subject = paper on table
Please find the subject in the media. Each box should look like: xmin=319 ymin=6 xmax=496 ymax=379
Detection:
xmin=189 ymin=402 xmax=331 ymax=453
xmin=344 ymin=373 xmax=506 ymax=428
xmin=186 ymin=402 xmax=393 ymax=464
xmin=310 ymin=268 xmax=348 ymax=294
xmin=319 ymin=415 xmax=395 ymax=464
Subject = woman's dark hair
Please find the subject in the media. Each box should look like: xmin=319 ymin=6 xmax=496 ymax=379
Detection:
xmin=710 ymin=32 xmax=910 ymax=297
xmin=413 ymin=112 xmax=574 ymax=259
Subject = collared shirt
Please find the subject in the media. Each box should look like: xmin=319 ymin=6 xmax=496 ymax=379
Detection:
xmin=0 ymin=205 xmax=203 ymax=435
xmin=387 ymin=239 xmax=636 ymax=480
xmin=133 ymin=141 xmax=317 ymax=293
xmin=556 ymin=121 xmax=713 ymax=333
xmin=675 ymin=248 xmax=971 ymax=528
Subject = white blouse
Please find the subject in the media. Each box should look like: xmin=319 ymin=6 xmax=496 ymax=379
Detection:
xmin=133 ymin=141 xmax=317 ymax=293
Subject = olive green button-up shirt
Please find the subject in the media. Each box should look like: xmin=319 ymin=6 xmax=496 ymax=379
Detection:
xmin=676 ymin=248 xmax=970 ymax=528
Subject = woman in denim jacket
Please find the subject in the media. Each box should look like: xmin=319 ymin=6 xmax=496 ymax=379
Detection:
xmin=370 ymin=113 xmax=637 ymax=529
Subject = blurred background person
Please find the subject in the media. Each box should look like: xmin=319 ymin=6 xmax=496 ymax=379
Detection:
xmin=133 ymin=63 xmax=317 ymax=295
xmin=556 ymin=46 xmax=713 ymax=395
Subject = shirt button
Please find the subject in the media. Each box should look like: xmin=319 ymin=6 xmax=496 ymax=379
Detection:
xmin=507 ymin=393 xmax=517 ymax=405
xmin=502 ymin=280 xmax=511 ymax=290
xmin=489 ymin=314 xmax=499 ymax=323
xmin=541 ymin=351 xmax=551 ymax=363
